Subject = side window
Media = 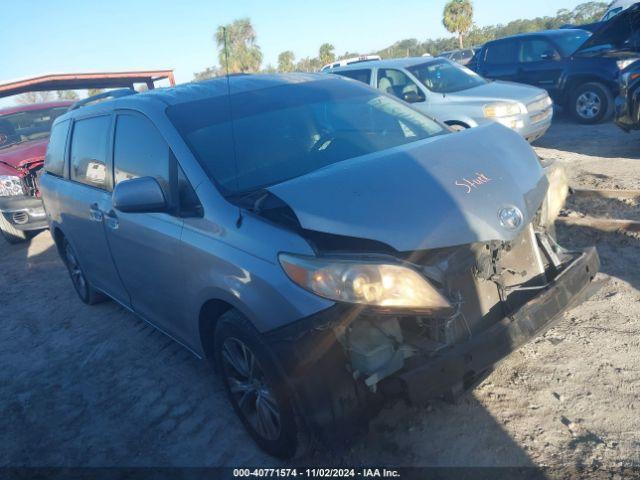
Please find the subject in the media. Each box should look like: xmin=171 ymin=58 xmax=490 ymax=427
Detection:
xmin=519 ymin=39 xmax=559 ymax=62
xmin=333 ymin=69 xmax=372 ymax=85
xmin=44 ymin=120 xmax=70 ymax=177
xmin=377 ymin=69 xmax=425 ymax=102
xmin=113 ymin=114 xmax=170 ymax=194
xmin=484 ymin=41 xmax=519 ymax=65
xmin=70 ymin=116 xmax=111 ymax=189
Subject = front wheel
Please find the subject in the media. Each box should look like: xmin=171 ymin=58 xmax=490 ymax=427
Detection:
xmin=62 ymin=238 xmax=106 ymax=305
xmin=570 ymin=82 xmax=613 ymax=124
xmin=214 ymin=310 xmax=301 ymax=458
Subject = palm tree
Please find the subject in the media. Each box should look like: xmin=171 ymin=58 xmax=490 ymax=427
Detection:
xmin=442 ymin=0 xmax=474 ymax=49
xmin=215 ymin=18 xmax=263 ymax=73
xmin=318 ymin=43 xmax=336 ymax=66
xmin=277 ymin=51 xmax=295 ymax=72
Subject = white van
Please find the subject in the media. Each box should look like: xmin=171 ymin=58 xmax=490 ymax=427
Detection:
xmin=320 ymin=55 xmax=381 ymax=71
xmin=601 ymin=0 xmax=638 ymax=21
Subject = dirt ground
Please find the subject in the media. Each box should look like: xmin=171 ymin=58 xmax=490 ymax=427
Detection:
xmin=1 ymin=116 xmax=639 ymax=471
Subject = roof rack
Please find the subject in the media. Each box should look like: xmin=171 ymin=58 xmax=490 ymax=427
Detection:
xmin=70 ymin=88 xmax=137 ymax=110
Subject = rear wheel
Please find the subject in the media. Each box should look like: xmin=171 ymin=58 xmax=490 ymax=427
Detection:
xmin=214 ymin=310 xmax=301 ymax=458
xmin=570 ymin=82 xmax=613 ymax=124
xmin=0 ymin=213 xmax=29 ymax=244
xmin=62 ymin=238 xmax=106 ymax=305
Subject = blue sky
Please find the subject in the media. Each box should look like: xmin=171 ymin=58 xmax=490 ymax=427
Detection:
xmin=3 ymin=0 xmax=586 ymax=86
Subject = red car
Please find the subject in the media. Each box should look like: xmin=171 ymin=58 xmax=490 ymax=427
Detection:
xmin=0 ymin=101 xmax=71 ymax=243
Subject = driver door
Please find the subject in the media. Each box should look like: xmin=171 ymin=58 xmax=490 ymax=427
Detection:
xmin=103 ymin=111 xmax=190 ymax=341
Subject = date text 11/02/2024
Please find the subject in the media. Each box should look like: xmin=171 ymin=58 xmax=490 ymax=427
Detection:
xmin=232 ymin=468 xmax=401 ymax=478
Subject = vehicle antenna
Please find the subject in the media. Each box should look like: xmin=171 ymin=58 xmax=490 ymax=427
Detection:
xmin=222 ymin=26 xmax=244 ymax=228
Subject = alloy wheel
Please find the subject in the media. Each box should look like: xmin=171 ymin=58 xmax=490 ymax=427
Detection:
xmin=576 ymin=91 xmax=602 ymax=120
xmin=221 ymin=337 xmax=282 ymax=441
xmin=65 ymin=243 xmax=88 ymax=300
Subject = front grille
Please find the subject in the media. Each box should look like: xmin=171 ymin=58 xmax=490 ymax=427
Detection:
xmin=413 ymin=225 xmax=549 ymax=344
xmin=527 ymin=95 xmax=550 ymax=113
xmin=530 ymin=109 xmax=552 ymax=124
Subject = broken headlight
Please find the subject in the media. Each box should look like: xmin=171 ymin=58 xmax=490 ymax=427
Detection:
xmin=617 ymin=59 xmax=638 ymax=71
xmin=0 ymin=175 xmax=24 ymax=197
xmin=279 ymin=253 xmax=451 ymax=310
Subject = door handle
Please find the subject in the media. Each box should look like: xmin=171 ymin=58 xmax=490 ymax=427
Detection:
xmin=89 ymin=203 xmax=104 ymax=222
xmin=104 ymin=210 xmax=119 ymax=230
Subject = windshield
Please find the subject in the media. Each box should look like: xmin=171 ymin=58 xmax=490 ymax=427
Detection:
xmin=554 ymin=30 xmax=592 ymax=56
xmin=0 ymin=106 xmax=68 ymax=149
xmin=168 ymin=79 xmax=445 ymax=194
xmin=407 ymin=59 xmax=486 ymax=94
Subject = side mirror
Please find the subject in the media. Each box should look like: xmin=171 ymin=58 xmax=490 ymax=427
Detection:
xmin=403 ymin=91 xmax=424 ymax=103
xmin=112 ymin=176 xmax=167 ymax=213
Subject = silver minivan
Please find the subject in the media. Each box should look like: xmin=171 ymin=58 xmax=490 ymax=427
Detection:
xmin=41 ymin=74 xmax=597 ymax=458
xmin=327 ymin=57 xmax=553 ymax=142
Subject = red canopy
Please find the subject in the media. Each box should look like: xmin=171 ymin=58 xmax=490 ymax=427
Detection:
xmin=0 ymin=70 xmax=175 ymax=99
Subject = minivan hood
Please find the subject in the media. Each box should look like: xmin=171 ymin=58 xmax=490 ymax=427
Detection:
xmin=576 ymin=3 xmax=640 ymax=54
xmin=268 ymin=123 xmax=548 ymax=252
xmin=449 ymin=80 xmax=545 ymax=104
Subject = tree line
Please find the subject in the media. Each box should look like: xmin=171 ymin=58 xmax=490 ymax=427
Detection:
xmin=194 ymin=1 xmax=607 ymax=80
xmin=13 ymin=0 xmax=610 ymax=103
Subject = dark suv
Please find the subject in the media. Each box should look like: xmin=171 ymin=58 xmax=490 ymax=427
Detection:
xmin=472 ymin=21 xmax=640 ymax=124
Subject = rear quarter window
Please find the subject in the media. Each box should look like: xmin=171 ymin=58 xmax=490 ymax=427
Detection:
xmin=44 ymin=120 xmax=70 ymax=177
xmin=69 ymin=116 xmax=111 ymax=189
xmin=333 ymin=69 xmax=372 ymax=85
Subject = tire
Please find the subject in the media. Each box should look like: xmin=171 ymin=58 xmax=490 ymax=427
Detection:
xmin=570 ymin=82 xmax=613 ymax=124
xmin=214 ymin=310 xmax=301 ymax=458
xmin=62 ymin=238 xmax=106 ymax=305
xmin=0 ymin=213 xmax=29 ymax=244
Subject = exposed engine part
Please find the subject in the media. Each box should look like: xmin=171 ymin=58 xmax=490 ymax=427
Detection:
xmin=22 ymin=169 xmax=41 ymax=197
xmin=333 ymin=216 xmax=571 ymax=393
xmin=343 ymin=316 xmax=416 ymax=390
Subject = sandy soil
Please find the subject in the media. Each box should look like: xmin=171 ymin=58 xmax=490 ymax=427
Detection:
xmin=1 ymin=116 xmax=639 ymax=471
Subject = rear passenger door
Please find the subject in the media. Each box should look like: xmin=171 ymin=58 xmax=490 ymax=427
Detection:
xmin=104 ymin=111 xmax=196 ymax=341
xmin=477 ymin=40 xmax=520 ymax=81
xmin=62 ymin=114 xmax=130 ymax=305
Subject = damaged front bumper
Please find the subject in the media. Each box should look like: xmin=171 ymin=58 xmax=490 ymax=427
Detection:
xmin=0 ymin=195 xmax=47 ymax=231
xmin=399 ymin=246 xmax=599 ymax=403
xmin=266 ymin=246 xmax=599 ymax=444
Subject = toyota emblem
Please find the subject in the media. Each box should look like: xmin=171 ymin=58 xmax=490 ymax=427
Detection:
xmin=498 ymin=206 xmax=524 ymax=230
